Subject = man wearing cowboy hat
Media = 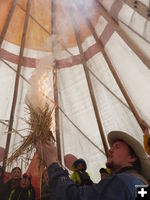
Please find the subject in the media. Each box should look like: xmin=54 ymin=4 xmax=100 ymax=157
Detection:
xmin=35 ymin=131 xmax=150 ymax=200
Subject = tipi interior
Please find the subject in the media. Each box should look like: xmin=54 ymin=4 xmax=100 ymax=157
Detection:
xmin=0 ymin=0 xmax=150 ymax=183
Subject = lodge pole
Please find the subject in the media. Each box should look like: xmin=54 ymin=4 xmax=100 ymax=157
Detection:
xmin=51 ymin=0 xmax=62 ymax=164
xmin=3 ymin=0 xmax=31 ymax=172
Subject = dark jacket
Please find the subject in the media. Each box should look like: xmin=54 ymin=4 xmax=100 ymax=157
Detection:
xmin=9 ymin=186 xmax=36 ymax=200
xmin=48 ymin=163 xmax=147 ymax=200
xmin=1 ymin=179 xmax=20 ymax=200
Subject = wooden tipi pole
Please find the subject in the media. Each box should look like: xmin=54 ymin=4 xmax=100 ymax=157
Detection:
xmin=67 ymin=0 xmax=109 ymax=156
xmin=0 ymin=0 xmax=16 ymax=47
xmin=51 ymin=0 xmax=62 ymax=164
xmin=76 ymin=0 xmax=149 ymax=132
xmin=96 ymin=0 xmax=150 ymax=70
xmin=3 ymin=0 xmax=31 ymax=171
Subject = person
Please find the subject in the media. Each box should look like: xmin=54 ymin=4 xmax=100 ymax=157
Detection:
xmin=40 ymin=169 xmax=51 ymax=200
xmin=35 ymin=131 xmax=150 ymax=200
xmin=9 ymin=173 xmax=36 ymax=200
xmin=70 ymin=158 xmax=93 ymax=186
xmin=99 ymin=167 xmax=111 ymax=180
xmin=2 ymin=167 xmax=22 ymax=200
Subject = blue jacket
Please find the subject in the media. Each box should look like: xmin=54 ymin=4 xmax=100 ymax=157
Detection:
xmin=48 ymin=163 xmax=146 ymax=200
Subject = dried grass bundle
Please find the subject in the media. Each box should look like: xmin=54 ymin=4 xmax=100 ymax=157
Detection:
xmin=26 ymin=103 xmax=55 ymax=143
xmin=7 ymin=103 xmax=56 ymax=164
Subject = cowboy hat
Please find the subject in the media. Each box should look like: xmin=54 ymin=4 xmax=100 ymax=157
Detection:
xmin=108 ymin=131 xmax=150 ymax=180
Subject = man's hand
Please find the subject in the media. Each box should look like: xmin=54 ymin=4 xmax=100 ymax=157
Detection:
xmin=140 ymin=120 xmax=149 ymax=133
xmin=35 ymin=140 xmax=57 ymax=167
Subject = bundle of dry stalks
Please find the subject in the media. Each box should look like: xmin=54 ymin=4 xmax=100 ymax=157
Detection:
xmin=7 ymin=103 xmax=56 ymax=165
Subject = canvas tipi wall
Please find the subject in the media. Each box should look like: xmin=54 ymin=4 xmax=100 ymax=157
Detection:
xmin=0 ymin=0 xmax=150 ymax=182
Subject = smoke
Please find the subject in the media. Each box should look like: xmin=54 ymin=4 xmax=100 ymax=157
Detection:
xmin=26 ymin=54 xmax=54 ymax=110
xmin=26 ymin=0 xmax=96 ymax=109
xmin=52 ymin=0 xmax=97 ymax=48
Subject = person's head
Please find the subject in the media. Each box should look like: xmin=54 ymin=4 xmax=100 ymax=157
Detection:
xmin=106 ymin=139 xmax=138 ymax=172
xmin=99 ymin=168 xmax=110 ymax=180
xmin=72 ymin=159 xmax=87 ymax=172
xmin=107 ymin=131 xmax=150 ymax=180
xmin=11 ymin=167 xmax=21 ymax=180
xmin=42 ymin=169 xmax=48 ymax=185
xmin=20 ymin=173 xmax=32 ymax=189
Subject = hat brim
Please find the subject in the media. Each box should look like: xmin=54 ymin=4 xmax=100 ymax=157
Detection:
xmin=108 ymin=131 xmax=150 ymax=180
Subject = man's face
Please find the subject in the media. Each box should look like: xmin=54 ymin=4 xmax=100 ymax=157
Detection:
xmin=11 ymin=168 xmax=21 ymax=180
xmin=106 ymin=140 xmax=136 ymax=172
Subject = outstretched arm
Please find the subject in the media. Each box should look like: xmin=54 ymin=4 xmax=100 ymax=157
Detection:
xmin=35 ymin=140 xmax=84 ymax=200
